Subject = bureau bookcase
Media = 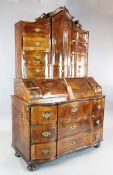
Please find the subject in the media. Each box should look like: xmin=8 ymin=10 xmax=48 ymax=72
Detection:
xmin=12 ymin=7 xmax=105 ymax=171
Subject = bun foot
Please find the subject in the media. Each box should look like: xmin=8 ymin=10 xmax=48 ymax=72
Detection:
xmin=27 ymin=163 xmax=36 ymax=171
xmin=15 ymin=151 xmax=21 ymax=157
xmin=94 ymin=143 xmax=101 ymax=148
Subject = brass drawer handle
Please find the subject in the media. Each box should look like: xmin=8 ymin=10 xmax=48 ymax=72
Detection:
xmin=96 ymin=120 xmax=100 ymax=125
xmin=35 ymin=69 xmax=40 ymax=74
xmin=70 ymin=124 xmax=77 ymax=129
xmin=42 ymin=112 xmax=52 ymax=119
xmin=97 ymin=105 xmax=101 ymax=110
xmin=34 ymin=28 xmax=41 ymax=32
xmin=42 ymin=131 xmax=51 ymax=138
xmin=34 ymin=56 xmax=40 ymax=60
xmin=35 ymin=41 xmax=40 ymax=46
xmin=42 ymin=148 xmax=51 ymax=156
xmin=70 ymin=140 xmax=75 ymax=145
xmin=71 ymin=107 xmax=78 ymax=113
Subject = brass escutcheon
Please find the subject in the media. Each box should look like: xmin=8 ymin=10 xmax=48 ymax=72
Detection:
xmin=42 ymin=131 xmax=51 ymax=138
xmin=42 ymin=112 xmax=52 ymax=119
xmin=42 ymin=148 xmax=51 ymax=156
xmin=96 ymin=120 xmax=100 ymax=125
xmin=71 ymin=107 xmax=78 ymax=113
xmin=35 ymin=69 xmax=40 ymax=74
xmin=70 ymin=124 xmax=77 ymax=129
xmin=34 ymin=28 xmax=41 ymax=32
xmin=35 ymin=41 xmax=40 ymax=46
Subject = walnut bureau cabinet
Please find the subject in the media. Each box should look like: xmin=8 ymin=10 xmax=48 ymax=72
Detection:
xmin=12 ymin=7 xmax=105 ymax=171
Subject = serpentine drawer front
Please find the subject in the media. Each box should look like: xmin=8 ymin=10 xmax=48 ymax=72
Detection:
xmin=12 ymin=7 xmax=105 ymax=171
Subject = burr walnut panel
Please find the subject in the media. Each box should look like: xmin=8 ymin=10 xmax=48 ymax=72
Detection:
xmin=31 ymin=124 xmax=57 ymax=144
xmin=57 ymin=132 xmax=91 ymax=156
xmin=31 ymin=105 xmax=57 ymax=125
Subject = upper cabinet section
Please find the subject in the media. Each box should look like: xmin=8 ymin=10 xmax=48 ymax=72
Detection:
xmin=15 ymin=7 xmax=89 ymax=79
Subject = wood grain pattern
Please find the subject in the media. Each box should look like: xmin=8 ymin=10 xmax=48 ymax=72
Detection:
xmin=12 ymin=96 xmax=30 ymax=161
xmin=57 ymin=132 xmax=91 ymax=156
xmin=31 ymin=142 xmax=56 ymax=160
xmin=31 ymin=124 xmax=57 ymax=144
xmin=31 ymin=105 xmax=57 ymax=125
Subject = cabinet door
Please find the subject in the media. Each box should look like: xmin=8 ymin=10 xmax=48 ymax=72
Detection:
xmin=52 ymin=11 xmax=72 ymax=78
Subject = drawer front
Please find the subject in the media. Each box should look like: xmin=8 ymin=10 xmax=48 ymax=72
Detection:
xmin=76 ymin=54 xmax=88 ymax=77
xmin=31 ymin=105 xmax=57 ymax=125
xmin=57 ymin=132 xmax=91 ymax=156
xmin=92 ymin=127 xmax=103 ymax=145
xmin=72 ymin=43 xmax=88 ymax=54
xmin=58 ymin=101 xmax=92 ymax=121
xmin=31 ymin=142 xmax=56 ymax=160
xmin=72 ymin=31 xmax=89 ymax=43
xmin=23 ymin=23 xmax=50 ymax=36
xmin=31 ymin=124 xmax=57 ymax=144
xmin=24 ymin=65 xmax=48 ymax=78
xmin=23 ymin=36 xmax=50 ymax=51
xmin=23 ymin=51 xmax=50 ymax=65
xmin=92 ymin=97 xmax=105 ymax=129
xmin=58 ymin=118 xmax=91 ymax=139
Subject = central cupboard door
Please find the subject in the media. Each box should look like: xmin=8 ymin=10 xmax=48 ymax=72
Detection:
xmin=52 ymin=10 xmax=72 ymax=78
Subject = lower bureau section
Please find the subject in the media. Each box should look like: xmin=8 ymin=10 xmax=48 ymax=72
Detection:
xmin=12 ymin=95 xmax=105 ymax=170
xmin=31 ymin=142 xmax=56 ymax=160
xmin=57 ymin=132 xmax=91 ymax=156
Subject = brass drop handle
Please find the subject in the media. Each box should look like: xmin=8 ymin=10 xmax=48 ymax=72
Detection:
xmin=42 ymin=131 xmax=51 ymax=138
xmin=96 ymin=120 xmax=100 ymax=125
xmin=35 ymin=41 xmax=40 ymax=46
xmin=35 ymin=69 xmax=40 ymax=74
xmin=34 ymin=28 xmax=41 ymax=32
xmin=42 ymin=148 xmax=51 ymax=156
xmin=71 ymin=107 xmax=78 ymax=113
xmin=70 ymin=124 xmax=77 ymax=129
xmin=42 ymin=112 xmax=52 ymax=119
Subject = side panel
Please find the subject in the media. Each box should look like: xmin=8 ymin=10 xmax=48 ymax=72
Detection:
xmin=91 ymin=97 xmax=105 ymax=145
xmin=12 ymin=96 xmax=30 ymax=161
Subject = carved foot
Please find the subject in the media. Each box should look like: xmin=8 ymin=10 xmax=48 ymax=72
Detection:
xmin=94 ymin=143 xmax=101 ymax=148
xmin=27 ymin=163 xmax=36 ymax=171
xmin=15 ymin=151 xmax=21 ymax=157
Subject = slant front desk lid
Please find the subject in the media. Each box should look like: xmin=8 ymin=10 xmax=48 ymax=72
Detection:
xmin=14 ymin=77 xmax=102 ymax=104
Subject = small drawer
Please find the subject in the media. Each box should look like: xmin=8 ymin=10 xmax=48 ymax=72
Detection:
xmin=92 ymin=127 xmax=103 ymax=145
xmin=58 ymin=118 xmax=91 ymax=139
xmin=23 ymin=24 xmax=50 ymax=36
xmin=31 ymin=105 xmax=57 ymax=125
xmin=31 ymin=142 xmax=56 ymax=160
xmin=72 ymin=30 xmax=89 ymax=43
xmin=72 ymin=43 xmax=88 ymax=54
xmin=24 ymin=65 xmax=48 ymax=78
xmin=57 ymin=132 xmax=91 ymax=156
xmin=23 ymin=36 xmax=50 ymax=51
xmin=92 ymin=97 xmax=105 ymax=129
xmin=31 ymin=124 xmax=57 ymax=144
xmin=58 ymin=101 xmax=92 ymax=121
xmin=23 ymin=51 xmax=50 ymax=65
